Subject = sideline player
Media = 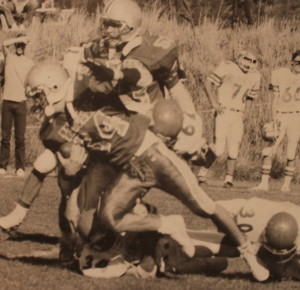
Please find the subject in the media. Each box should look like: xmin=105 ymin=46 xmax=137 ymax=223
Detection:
xmin=199 ymin=47 xmax=260 ymax=187
xmin=189 ymin=197 xmax=300 ymax=281
xmin=251 ymin=50 xmax=300 ymax=192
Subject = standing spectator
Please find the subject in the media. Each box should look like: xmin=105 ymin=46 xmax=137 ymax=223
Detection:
xmin=13 ymin=0 xmax=53 ymax=27
xmin=200 ymin=48 xmax=260 ymax=187
xmin=0 ymin=34 xmax=34 ymax=177
xmin=0 ymin=0 xmax=18 ymax=30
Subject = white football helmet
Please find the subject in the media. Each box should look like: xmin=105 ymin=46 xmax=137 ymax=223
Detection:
xmin=27 ymin=62 xmax=69 ymax=105
xmin=238 ymin=48 xmax=258 ymax=73
xmin=100 ymin=0 xmax=142 ymax=45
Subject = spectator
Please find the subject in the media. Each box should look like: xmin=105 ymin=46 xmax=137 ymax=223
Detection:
xmin=0 ymin=0 xmax=18 ymax=30
xmin=13 ymin=0 xmax=53 ymax=27
xmin=0 ymin=34 xmax=34 ymax=177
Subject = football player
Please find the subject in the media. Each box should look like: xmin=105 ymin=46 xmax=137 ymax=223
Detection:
xmin=82 ymin=0 xmax=213 ymax=164
xmin=8 ymin=59 xmax=270 ymax=281
xmin=75 ymin=200 xmax=228 ymax=279
xmin=189 ymin=197 xmax=300 ymax=281
xmin=251 ymin=50 xmax=300 ymax=192
xmin=0 ymin=62 xmax=118 ymax=266
xmin=200 ymin=47 xmax=261 ymax=187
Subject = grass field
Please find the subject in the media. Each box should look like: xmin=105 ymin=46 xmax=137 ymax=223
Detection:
xmin=0 ymin=172 xmax=299 ymax=290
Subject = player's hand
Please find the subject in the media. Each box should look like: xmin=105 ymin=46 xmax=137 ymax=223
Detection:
xmin=213 ymin=103 xmax=225 ymax=114
xmin=57 ymin=143 xmax=88 ymax=176
xmin=83 ymin=58 xmax=114 ymax=82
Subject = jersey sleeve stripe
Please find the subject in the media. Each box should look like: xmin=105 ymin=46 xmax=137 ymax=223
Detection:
xmin=207 ymin=73 xmax=221 ymax=86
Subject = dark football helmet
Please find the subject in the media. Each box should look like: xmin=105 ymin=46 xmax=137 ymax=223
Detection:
xmin=263 ymin=212 xmax=298 ymax=263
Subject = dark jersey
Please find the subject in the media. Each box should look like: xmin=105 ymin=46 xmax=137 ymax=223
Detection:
xmin=125 ymin=35 xmax=180 ymax=88
xmin=39 ymin=106 xmax=150 ymax=169
xmin=117 ymin=35 xmax=182 ymax=107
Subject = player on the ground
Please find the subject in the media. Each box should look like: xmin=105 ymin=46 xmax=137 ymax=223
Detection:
xmin=189 ymin=197 xmax=300 ymax=280
xmin=199 ymin=47 xmax=260 ymax=187
xmin=77 ymin=205 xmax=228 ymax=278
xmin=251 ymin=50 xmax=300 ymax=192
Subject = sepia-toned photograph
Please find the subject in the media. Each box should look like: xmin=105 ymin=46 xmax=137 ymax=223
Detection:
xmin=0 ymin=0 xmax=299 ymax=289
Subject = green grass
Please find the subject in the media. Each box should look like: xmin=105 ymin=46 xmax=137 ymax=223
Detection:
xmin=0 ymin=174 xmax=299 ymax=289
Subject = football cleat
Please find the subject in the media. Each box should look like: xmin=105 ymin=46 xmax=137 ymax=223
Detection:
xmin=158 ymin=215 xmax=195 ymax=258
xmin=249 ymin=182 xmax=269 ymax=192
xmin=280 ymin=185 xmax=290 ymax=193
xmin=0 ymin=204 xmax=28 ymax=232
xmin=223 ymin=181 xmax=233 ymax=189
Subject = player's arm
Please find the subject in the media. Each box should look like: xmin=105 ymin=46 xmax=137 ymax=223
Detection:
xmin=244 ymin=73 xmax=261 ymax=117
xmin=203 ymin=72 xmax=223 ymax=114
xmin=269 ymin=73 xmax=279 ymax=121
xmin=244 ymin=97 xmax=254 ymax=116
xmin=2 ymin=36 xmax=29 ymax=57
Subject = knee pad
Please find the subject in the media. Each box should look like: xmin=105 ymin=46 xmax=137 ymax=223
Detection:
xmin=34 ymin=149 xmax=57 ymax=174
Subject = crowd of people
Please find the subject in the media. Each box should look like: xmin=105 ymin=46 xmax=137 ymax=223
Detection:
xmin=0 ymin=0 xmax=54 ymax=30
xmin=0 ymin=0 xmax=299 ymax=283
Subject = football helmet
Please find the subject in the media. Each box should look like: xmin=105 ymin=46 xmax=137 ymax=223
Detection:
xmin=263 ymin=212 xmax=298 ymax=263
xmin=238 ymin=48 xmax=258 ymax=73
xmin=78 ymin=231 xmax=127 ymax=277
xmin=291 ymin=50 xmax=300 ymax=74
xmin=151 ymin=99 xmax=184 ymax=138
xmin=262 ymin=121 xmax=280 ymax=142
xmin=100 ymin=0 xmax=142 ymax=45
xmin=26 ymin=62 xmax=69 ymax=106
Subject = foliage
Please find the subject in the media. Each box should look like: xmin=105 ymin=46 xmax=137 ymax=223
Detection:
xmin=1 ymin=5 xmax=300 ymax=179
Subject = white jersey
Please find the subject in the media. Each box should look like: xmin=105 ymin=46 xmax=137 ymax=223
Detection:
xmin=207 ymin=61 xmax=260 ymax=111
xmin=271 ymin=67 xmax=300 ymax=112
xmin=217 ymin=197 xmax=300 ymax=252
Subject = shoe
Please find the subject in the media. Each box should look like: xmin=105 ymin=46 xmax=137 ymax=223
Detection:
xmin=0 ymin=204 xmax=28 ymax=231
xmin=59 ymin=242 xmax=76 ymax=267
xmin=0 ymin=168 xmax=7 ymax=176
xmin=223 ymin=181 xmax=233 ymax=188
xmin=249 ymin=183 xmax=269 ymax=191
xmin=239 ymin=241 xmax=269 ymax=282
xmin=158 ymin=215 xmax=195 ymax=258
xmin=280 ymin=185 xmax=290 ymax=192
xmin=16 ymin=169 xmax=25 ymax=177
